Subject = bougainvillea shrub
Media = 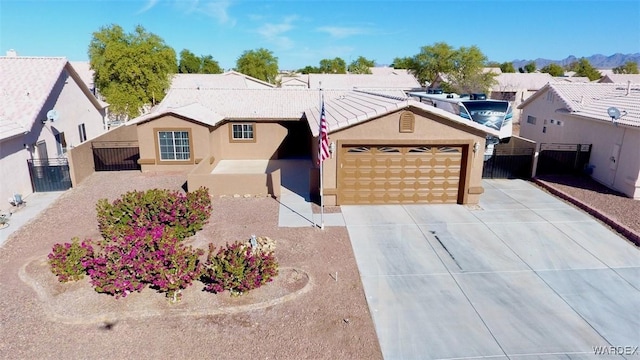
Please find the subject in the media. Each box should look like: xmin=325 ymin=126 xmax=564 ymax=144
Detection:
xmin=48 ymin=237 xmax=94 ymax=282
xmin=201 ymin=240 xmax=278 ymax=296
xmin=96 ymin=187 xmax=211 ymax=240
xmin=82 ymin=226 xmax=204 ymax=301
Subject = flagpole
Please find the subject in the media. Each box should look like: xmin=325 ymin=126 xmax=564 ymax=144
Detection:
xmin=319 ymin=88 xmax=325 ymax=230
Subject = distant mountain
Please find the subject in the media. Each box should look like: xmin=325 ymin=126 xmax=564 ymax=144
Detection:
xmin=511 ymin=53 xmax=640 ymax=70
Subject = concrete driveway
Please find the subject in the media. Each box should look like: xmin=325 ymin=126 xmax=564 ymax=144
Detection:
xmin=342 ymin=179 xmax=640 ymax=360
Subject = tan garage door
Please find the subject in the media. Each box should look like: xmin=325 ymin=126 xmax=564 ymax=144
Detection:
xmin=338 ymin=145 xmax=463 ymax=204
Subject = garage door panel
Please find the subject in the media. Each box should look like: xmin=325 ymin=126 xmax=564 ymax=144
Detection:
xmin=339 ymin=144 xmax=463 ymax=205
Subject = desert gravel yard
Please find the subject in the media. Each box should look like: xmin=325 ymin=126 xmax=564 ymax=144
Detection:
xmin=0 ymin=171 xmax=381 ymax=360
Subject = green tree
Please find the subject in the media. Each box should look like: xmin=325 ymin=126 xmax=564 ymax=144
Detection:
xmin=347 ymin=56 xmax=375 ymax=74
xmin=319 ymin=57 xmax=347 ymax=74
xmin=500 ymin=62 xmax=516 ymax=73
xmin=613 ymin=61 xmax=639 ymax=74
xmin=574 ymin=58 xmax=602 ymax=81
xmin=519 ymin=61 xmax=536 ymax=73
xmin=179 ymin=49 xmax=201 ymax=74
xmin=391 ymin=56 xmax=414 ymax=69
xmin=298 ymin=65 xmax=320 ymax=74
xmin=540 ymin=63 xmax=565 ymax=76
xmin=200 ymin=55 xmax=222 ymax=74
xmin=89 ymin=24 xmax=177 ymax=120
xmin=235 ymin=48 xmax=279 ymax=83
xmin=447 ymin=45 xmax=497 ymax=94
xmin=409 ymin=42 xmax=455 ymax=86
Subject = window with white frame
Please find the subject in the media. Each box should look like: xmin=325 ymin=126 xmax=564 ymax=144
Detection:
xmin=158 ymin=131 xmax=190 ymax=160
xmin=526 ymin=115 xmax=537 ymax=125
xmin=231 ymin=123 xmax=254 ymax=141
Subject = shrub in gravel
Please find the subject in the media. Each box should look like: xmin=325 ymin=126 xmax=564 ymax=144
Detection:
xmin=201 ymin=238 xmax=278 ymax=296
xmin=83 ymin=225 xmax=204 ymax=301
xmin=96 ymin=187 xmax=212 ymax=241
xmin=48 ymin=237 xmax=94 ymax=283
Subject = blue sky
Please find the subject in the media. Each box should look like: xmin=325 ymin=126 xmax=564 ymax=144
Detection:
xmin=1 ymin=0 xmax=639 ymax=70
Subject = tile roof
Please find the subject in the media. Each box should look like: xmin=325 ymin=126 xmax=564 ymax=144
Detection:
xmin=155 ymin=88 xmax=407 ymax=120
xmin=599 ymin=74 xmax=640 ymax=84
xmin=491 ymin=73 xmax=555 ymax=91
xmin=170 ymin=71 xmax=275 ymax=89
xmin=308 ymin=73 xmax=421 ymax=90
xmin=127 ymin=103 xmax=225 ymax=127
xmin=69 ymin=61 xmax=94 ymax=90
xmin=0 ymin=56 xmax=68 ymax=140
xmin=553 ymin=76 xmax=591 ymax=83
xmin=0 ymin=56 xmax=108 ymax=141
xmin=368 ymin=67 xmax=412 ymax=76
xmin=521 ymin=82 xmax=640 ymax=127
xmin=305 ymin=90 xmax=499 ymax=138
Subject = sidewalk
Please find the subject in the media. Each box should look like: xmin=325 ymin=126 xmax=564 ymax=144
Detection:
xmin=0 ymin=191 xmax=65 ymax=247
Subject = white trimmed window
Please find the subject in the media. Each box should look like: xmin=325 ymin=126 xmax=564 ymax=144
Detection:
xmin=158 ymin=131 xmax=190 ymax=160
xmin=232 ymin=123 xmax=254 ymax=140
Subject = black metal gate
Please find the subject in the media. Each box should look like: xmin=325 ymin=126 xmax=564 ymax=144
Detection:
xmin=483 ymin=147 xmax=534 ymax=179
xmin=537 ymin=143 xmax=592 ymax=176
xmin=27 ymin=158 xmax=72 ymax=192
xmin=92 ymin=141 xmax=141 ymax=171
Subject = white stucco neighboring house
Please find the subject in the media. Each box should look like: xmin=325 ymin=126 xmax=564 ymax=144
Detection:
xmin=519 ymin=82 xmax=640 ymax=199
xmin=490 ymin=72 xmax=555 ymax=124
xmin=0 ymin=55 xmax=109 ymax=210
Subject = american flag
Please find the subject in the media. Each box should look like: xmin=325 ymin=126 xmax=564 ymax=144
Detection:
xmin=318 ymin=103 xmax=330 ymax=165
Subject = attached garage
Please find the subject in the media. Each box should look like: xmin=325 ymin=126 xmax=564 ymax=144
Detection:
xmin=339 ymin=144 xmax=464 ymax=204
xmin=306 ymin=91 xmax=499 ymax=206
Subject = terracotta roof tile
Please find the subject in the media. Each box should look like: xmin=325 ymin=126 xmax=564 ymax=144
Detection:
xmin=308 ymin=73 xmax=421 ymax=90
xmin=170 ymin=71 xmax=275 ymax=89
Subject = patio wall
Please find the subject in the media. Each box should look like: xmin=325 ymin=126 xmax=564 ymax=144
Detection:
xmin=68 ymin=124 xmax=139 ymax=186
xmin=187 ymin=156 xmax=281 ymax=197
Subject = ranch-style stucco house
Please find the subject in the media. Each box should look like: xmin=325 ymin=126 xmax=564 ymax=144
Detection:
xmin=72 ymin=87 xmax=498 ymax=206
xmin=0 ymin=55 xmax=108 ymax=211
xmin=519 ymin=82 xmax=640 ymax=199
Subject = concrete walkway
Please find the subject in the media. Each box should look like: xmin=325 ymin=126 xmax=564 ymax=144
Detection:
xmin=277 ymin=159 xmax=345 ymax=228
xmin=0 ymin=191 xmax=65 ymax=247
xmin=343 ymin=179 xmax=640 ymax=360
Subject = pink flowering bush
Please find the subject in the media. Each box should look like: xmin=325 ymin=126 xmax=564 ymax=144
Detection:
xmin=48 ymin=237 xmax=94 ymax=282
xmin=201 ymin=241 xmax=278 ymax=296
xmin=83 ymin=226 xmax=203 ymax=301
xmin=96 ymin=187 xmax=212 ymax=241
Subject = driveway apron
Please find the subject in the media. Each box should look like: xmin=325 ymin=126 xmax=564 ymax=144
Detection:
xmin=343 ymin=179 xmax=640 ymax=360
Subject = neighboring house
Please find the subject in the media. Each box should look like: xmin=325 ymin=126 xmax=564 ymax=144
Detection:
xmin=489 ymin=72 xmax=555 ymax=123
xmin=519 ymin=82 xmax=640 ymax=199
xmin=307 ymin=73 xmax=421 ymax=91
xmin=553 ymin=76 xmax=591 ymax=83
xmin=279 ymin=76 xmax=308 ymax=88
xmin=430 ymin=67 xmax=502 ymax=90
xmin=369 ymin=67 xmax=412 ymax=76
xmin=170 ymin=71 xmax=276 ymax=89
xmin=76 ymin=88 xmax=497 ymax=206
xmin=0 ymin=56 xmax=109 ymax=210
xmin=599 ymin=74 xmax=640 ymax=84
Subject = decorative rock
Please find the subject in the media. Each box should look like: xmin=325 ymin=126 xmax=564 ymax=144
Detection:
xmin=233 ymin=194 xmax=241 ymax=198
xmin=243 ymin=194 xmax=252 ymax=198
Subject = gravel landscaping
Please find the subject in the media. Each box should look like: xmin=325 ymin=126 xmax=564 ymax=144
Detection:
xmin=0 ymin=171 xmax=381 ymax=360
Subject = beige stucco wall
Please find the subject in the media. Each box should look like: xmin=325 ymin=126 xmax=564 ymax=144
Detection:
xmin=520 ymin=90 xmax=640 ymax=199
xmin=316 ymin=107 xmax=487 ymax=205
xmin=210 ymin=122 xmax=288 ymax=160
xmin=0 ymin=136 xmax=32 ymax=212
xmin=136 ymin=115 xmax=211 ymax=172
xmin=67 ymin=124 xmax=139 ymax=186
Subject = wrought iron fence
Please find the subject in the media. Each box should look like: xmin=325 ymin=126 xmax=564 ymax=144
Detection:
xmin=92 ymin=141 xmax=141 ymax=171
xmin=27 ymin=158 xmax=72 ymax=192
